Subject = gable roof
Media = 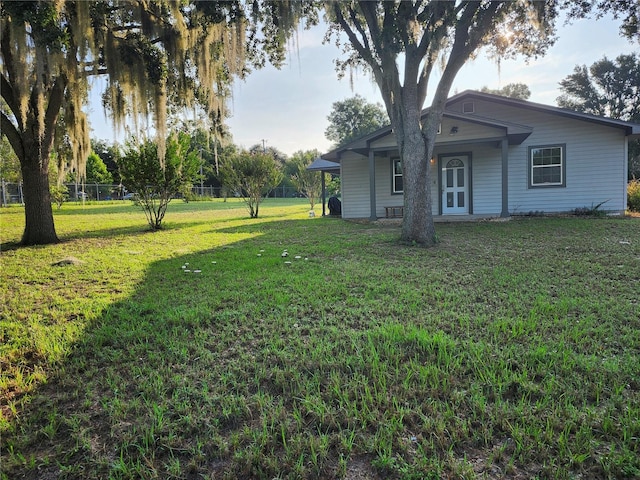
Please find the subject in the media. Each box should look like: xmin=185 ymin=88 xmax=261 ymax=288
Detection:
xmin=322 ymin=90 xmax=640 ymax=161
xmin=448 ymin=90 xmax=640 ymax=136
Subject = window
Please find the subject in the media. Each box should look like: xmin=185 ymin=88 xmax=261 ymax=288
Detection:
xmin=462 ymin=102 xmax=475 ymax=114
xmin=529 ymin=145 xmax=565 ymax=187
xmin=392 ymin=159 xmax=403 ymax=194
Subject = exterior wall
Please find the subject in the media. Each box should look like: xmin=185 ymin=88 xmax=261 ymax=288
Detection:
xmin=339 ymin=98 xmax=628 ymax=218
xmin=339 ymin=152 xmax=371 ymax=219
xmin=341 ymin=145 xmax=505 ymax=219
xmin=449 ymin=99 xmax=628 ymax=213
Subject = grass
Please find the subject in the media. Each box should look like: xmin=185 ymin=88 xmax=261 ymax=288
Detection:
xmin=1 ymin=199 xmax=639 ymax=479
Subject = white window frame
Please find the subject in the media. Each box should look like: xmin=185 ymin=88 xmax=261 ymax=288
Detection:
xmin=392 ymin=158 xmax=403 ymax=194
xmin=529 ymin=144 xmax=566 ymax=188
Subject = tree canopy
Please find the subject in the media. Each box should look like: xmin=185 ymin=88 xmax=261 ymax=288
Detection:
xmin=557 ymin=54 xmax=640 ymax=121
xmin=480 ymin=83 xmax=531 ymax=100
xmin=287 ymin=149 xmax=326 ymax=210
xmin=557 ymin=53 xmax=640 ymax=179
xmin=325 ymin=94 xmax=388 ymax=148
xmin=119 ymin=132 xmax=200 ymax=230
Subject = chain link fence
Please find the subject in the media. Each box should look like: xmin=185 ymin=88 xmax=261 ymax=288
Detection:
xmin=1 ymin=182 xmax=302 ymax=205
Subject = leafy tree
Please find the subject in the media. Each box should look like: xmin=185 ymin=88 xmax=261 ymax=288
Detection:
xmin=50 ymin=184 xmax=68 ymax=210
xmin=0 ymin=134 xmax=20 ymax=184
xmin=249 ymin=143 xmax=288 ymax=166
xmin=287 ymin=149 xmax=327 ymax=211
xmin=326 ymin=176 xmax=341 ymax=197
xmin=325 ymin=94 xmax=388 ymax=147
xmin=119 ymin=133 xmax=200 ymax=230
xmin=220 ymin=151 xmax=283 ymax=218
xmin=480 ymin=83 xmax=531 ymax=100
xmin=92 ymin=139 xmax=121 ymax=184
xmin=85 ymin=152 xmax=113 ymax=184
xmin=248 ymin=142 xmax=291 ymax=195
xmin=557 ymin=54 xmax=640 ymax=179
xmin=559 ymin=1 xmax=639 ymax=43
xmin=1 ymin=1 xmax=309 ymax=245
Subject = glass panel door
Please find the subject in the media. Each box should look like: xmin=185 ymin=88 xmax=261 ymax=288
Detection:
xmin=441 ymin=155 xmax=469 ymax=215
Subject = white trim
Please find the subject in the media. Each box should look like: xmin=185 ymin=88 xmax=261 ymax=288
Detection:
xmin=530 ymin=145 xmax=564 ymax=187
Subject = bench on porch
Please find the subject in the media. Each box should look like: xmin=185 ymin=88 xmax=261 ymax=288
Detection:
xmin=384 ymin=206 xmax=404 ymax=218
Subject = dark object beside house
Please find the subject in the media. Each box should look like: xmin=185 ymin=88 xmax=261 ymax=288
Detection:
xmin=328 ymin=196 xmax=342 ymax=216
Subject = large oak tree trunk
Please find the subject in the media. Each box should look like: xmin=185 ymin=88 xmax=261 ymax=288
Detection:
xmin=20 ymin=142 xmax=59 ymax=245
xmin=394 ymin=89 xmax=437 ymax=246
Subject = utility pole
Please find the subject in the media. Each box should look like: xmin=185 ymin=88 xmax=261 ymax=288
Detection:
xmin=262 ymin=139 xmax=267 ymax=153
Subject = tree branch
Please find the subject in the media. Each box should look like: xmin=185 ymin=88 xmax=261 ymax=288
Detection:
xmin=43 ymin=74 xmax=68 ymax=152
xmin=1 ymin=111 xmax=24 ymax=161
xmin=331 ymin=4 xmax=376 ymax=68
xmin=1 ymin=74 xmax=20 ymax=124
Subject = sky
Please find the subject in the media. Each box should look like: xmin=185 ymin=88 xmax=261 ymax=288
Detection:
xmin=90 ymin=12 xmax=637 ymax=157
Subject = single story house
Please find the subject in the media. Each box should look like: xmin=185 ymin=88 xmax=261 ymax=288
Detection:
xmin=322 ymin=90 xmax=640 ymax=220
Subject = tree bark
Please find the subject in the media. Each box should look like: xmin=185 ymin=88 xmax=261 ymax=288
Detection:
xmin=395 ymin=86 xmax=437 ymax=246
xmin=20 ymin=143 xmax=59 ymax=245
xmin=16 ymin=78 xmax=66 ymax=246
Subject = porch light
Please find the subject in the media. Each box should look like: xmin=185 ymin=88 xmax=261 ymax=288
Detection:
xmin=449 ymin=126 xmax=459 ymax=135
xmin=430 ymin=157 xmax=436 ymax=165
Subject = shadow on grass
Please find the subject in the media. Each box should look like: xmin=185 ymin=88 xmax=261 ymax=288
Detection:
xmin=0 ymin=218 xmax=386 ymax=480
xmin=2 ymin=216 xmax=639 ymax=480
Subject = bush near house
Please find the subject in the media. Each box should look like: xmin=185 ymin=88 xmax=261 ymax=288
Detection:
xmin=628 ymin=179 xmax=640 ymax=211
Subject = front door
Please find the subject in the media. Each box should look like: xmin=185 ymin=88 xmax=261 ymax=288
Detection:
xmin=441 ymin=155 xmax=469 ymax=215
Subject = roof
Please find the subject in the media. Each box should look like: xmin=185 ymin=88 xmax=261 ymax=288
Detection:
xmin=322 ymin=90 xmax=640 ymax=161
xmin=306 ymin=157 xmax=340 ymax=174
xmin=448 ymin=90 xmax=640 ymax=136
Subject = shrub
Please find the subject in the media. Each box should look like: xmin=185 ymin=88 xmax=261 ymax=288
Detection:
xmin=628 ymin=179 xmax=640 ymax=212
xmin=573 ymin=200 xmax=608 ymax=217
xmin=119 ymin=133 xmax=200 ymax=230
xmin=50 ymin=184 xmax=69 ymax=209
xmin=219 ymin=152 xmax=283 ymax=218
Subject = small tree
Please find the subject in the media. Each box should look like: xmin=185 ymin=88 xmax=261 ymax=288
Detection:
xmin=86 ymin=152 xmax=114 ymax=185
xmin=119 ymin=134 xmax=200 ymax=230
xmin=288 ymin=150 xmax=326 ymax=211
xmin=220 ymin=151 xmax=283 ymax=218
xmin=50 ymin=184 xmax=68 ymax=210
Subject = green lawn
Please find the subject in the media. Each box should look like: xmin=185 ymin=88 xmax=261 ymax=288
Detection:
xmin=1 ymin=199 xmax=639 ymax=479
